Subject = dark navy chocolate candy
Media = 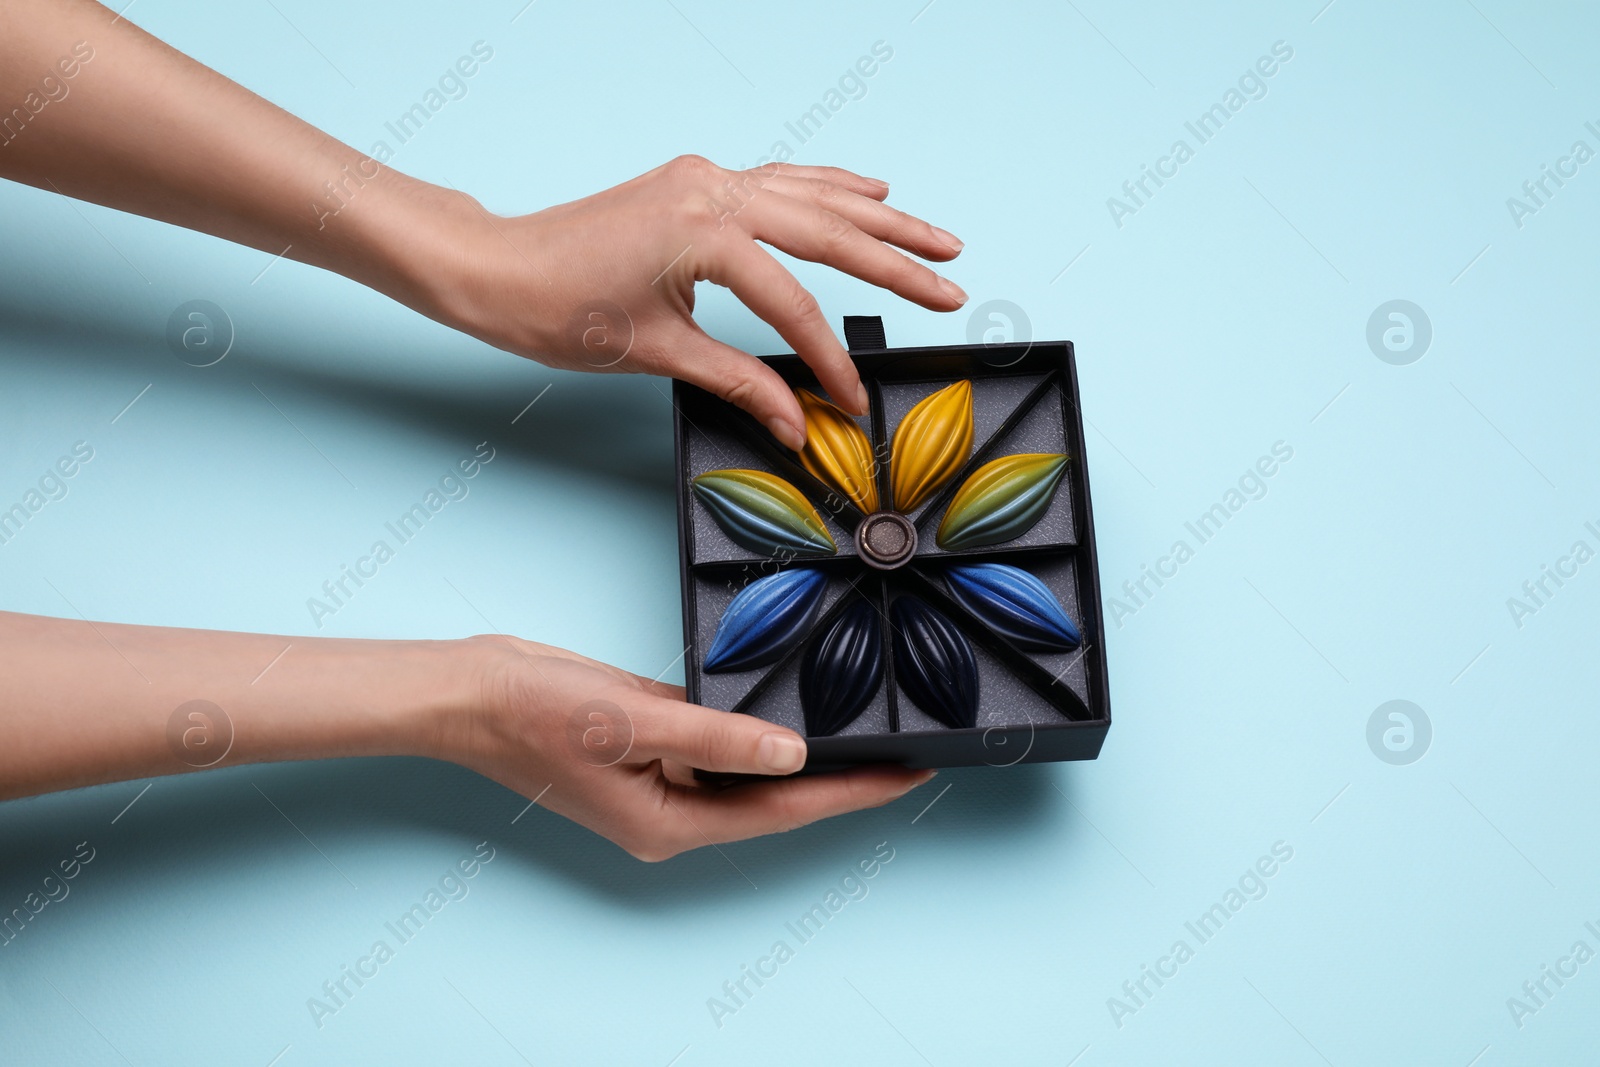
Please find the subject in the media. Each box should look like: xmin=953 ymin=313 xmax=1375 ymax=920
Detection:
xmin=799 ymin=599 xmax=884 ymax=737
xmin=890 ymin=595 xmax=979 ymax=730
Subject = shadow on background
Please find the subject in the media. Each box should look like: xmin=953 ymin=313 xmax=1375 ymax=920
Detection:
xmin=0 ymin=295 xmax=1070 ymax=914
xmin=0 ymin=755 xmax=1069 ymax=913
xmin=0 ymin=291 xmax=672 ymax=494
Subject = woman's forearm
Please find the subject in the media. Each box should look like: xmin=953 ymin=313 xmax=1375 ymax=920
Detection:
xmin=0 ymin=609 xmax=934 ymax=859
xmin=0 ymin=610 xmax=474 ymax=799
xmin=0 ymin=0 xmax=948 ymax=847
xmin=1 ymin=0 xmax=969 ymax=447
xmin=0 ymin=0 xmax=447 ymax=305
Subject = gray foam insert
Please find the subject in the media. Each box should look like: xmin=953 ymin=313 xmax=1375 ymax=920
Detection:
xmin=692 ymin=569 xmax=860 ymax=712
xmin=913 ymin=384 xmax=1076 ymax=557
xmin=922 ymin=553 xmax=1090 ymax=709
xmin=684 ymin=415 xmax=857 ymax=566
xmin=879 ymin=374 xmax=1047 ymax=512
xmin=893 ymin=633 xmax=1070 ymax=734
xmin=683 ymin=368 xmax=1092 ymax=737
xmin=740 ymin=602 xmax=893 ymax=739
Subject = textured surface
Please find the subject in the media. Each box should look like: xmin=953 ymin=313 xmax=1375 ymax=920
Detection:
xmin=880 ymin=372 xmax=1046 ymax=521
xmin=684 ymin=414 xmax=858 ymax=564
xmin=794 ymin=389 xmax=879 ymax=512
xmin=889 ymin=379 xmax=973 ymax=511
xmin=4 ymin=1 xmax=1599 ymax=1064
xmin=936 ymin=452 xmax=1070 ymax=550
xmin=977 ymin=554 xmax=1092 ymax=707
xmin=692 ymin=469 xmax=837 ymax=558
xmin=799 ymin=599 xmax=885 ymax=736
xmin=703 ymin=566 xmax=828 ymax=672
xmin=944 ymin=561 xmax=1082 ymax=652
xmin=690 ymin=374 xmax=1086 ymax=732
xmin=889 ymin=595 xmax=980 ymax=730
xmin=693 ymin=570 xmax=860 ymax=714
xmin=912 ymin=385 xmax=1077 ymax=556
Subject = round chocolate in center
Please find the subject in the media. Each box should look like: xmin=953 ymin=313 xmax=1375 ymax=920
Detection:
xmin=855 ymin=511 xmax=917 ymax=570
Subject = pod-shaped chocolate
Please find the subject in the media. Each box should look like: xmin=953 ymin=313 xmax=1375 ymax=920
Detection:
xmin=800 ymin=599 xmax=884 ymax=737
xmin=936 ymin=453 xmax=1068 ymax=551
xmin=945 ymin=562 xmax=1080 ymax=652
xmin=890 ymin=595 xmax=978 ymax=729
xmin=704 ymin=567 xmax=828 ymax=673
xmin=692 ymin=469 xmax=837 ymax=558
xmin=890 ymin=380 xmax=974 ymax=512
xmin=795 ymin=389 xmax=879 ymax=513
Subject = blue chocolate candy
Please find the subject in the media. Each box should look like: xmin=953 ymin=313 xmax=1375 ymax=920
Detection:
xmin=945 ymin=562 xmax=1080 ymax=652
xmin=705 ymin=567 xmax=828 ymax=673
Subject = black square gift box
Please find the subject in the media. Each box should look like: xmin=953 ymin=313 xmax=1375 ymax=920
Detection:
xmin=673 ymin=316 xmax=1111 ymax=774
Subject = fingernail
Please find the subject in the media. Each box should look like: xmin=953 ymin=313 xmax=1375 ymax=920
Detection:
xmin=893 ymin=769 xmax=936 ymax=797
xmin=758 ymin=732 xmax=807 ymax=774
xmin=931 ymin=226 xmax=964 ymax=252
xmin=854 ymin=383 xmax=870 ymax=415
xmin=767 ymin=416 xmax=805 ymax=451
xmin=938 ymin=277 xmax=968 ymax=306
xmin=864 ymin=176 xmax=889 ymax=190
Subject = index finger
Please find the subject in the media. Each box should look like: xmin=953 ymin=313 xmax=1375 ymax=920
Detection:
xmin=701 ymin=240 xmax=869 ymax=418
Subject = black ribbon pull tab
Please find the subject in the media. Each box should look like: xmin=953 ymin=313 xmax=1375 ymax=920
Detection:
xmin=843 ymin=315 xmax=886 ymax=353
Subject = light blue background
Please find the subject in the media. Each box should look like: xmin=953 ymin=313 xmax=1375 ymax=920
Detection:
xmin=2 ymin=0 xmax=1596 ymax=1063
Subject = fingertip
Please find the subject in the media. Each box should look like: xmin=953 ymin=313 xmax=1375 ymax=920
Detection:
xmin=870 ymin=765 xmax=936 ymax=792
xmin=937 ymin=277 xmax=968 ymax=308
xmin=765 ymin=414 xmax=806 ymax=451
xmin=769 ymin=377 xmax=810 ymax=449
xmin=918 ymin=238 xmax=964 ymax=264
xmin=831 ymin=764 xmax=938 ymax=809
xmin=813 ymin=349 xmax=868 ymax=418
xmin=683 ymin=328 xmax=809 ymax=448
xmin=756 ymin=730 xmax=807 ymax=774
xmin=754 ymin=367 xmax=808 ymax=448
xmin=930 ymin=226 xmax=964 ymax=253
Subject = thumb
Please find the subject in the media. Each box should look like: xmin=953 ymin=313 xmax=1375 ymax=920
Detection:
xmin=625 ymin=692 xmax=809 ymax=776
xmin=669 ymin=325 xmax=807 ymax=451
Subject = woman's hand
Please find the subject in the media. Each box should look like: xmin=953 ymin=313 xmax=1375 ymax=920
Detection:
xmin=0 ymin=613 xmax=933 ymax=860
xmin=442 ymin=635 xmax=935 ymax=861
xmin=0 ymin=6 xmax=948 ymax=856
xmin=410 ymin=156 xmax=967 ymax=449
xmin=1 ymin=2 xmax=964 ymax=444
